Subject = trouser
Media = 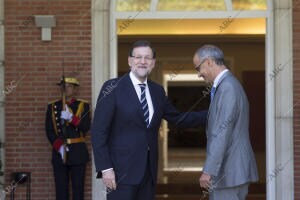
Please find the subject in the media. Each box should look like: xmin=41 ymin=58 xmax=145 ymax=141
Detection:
xmin=209 ymin=183 xmax=249 ymax=200
xmin=52 ymin=160 xmax=86 ymax=200
xmin=107 ymin=153 xmax=155 ymax=200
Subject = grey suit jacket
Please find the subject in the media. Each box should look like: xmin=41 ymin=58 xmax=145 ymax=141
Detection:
xmin=203 ymin=71 xmax=258 ymax=188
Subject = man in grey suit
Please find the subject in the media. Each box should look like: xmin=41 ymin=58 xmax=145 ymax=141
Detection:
xmin=193 ymin=45 xmax=258 ymax=200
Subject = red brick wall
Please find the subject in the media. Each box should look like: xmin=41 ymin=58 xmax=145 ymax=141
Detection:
xmin=4 ymin=0 xmax=92 ymax=199
xmin=294 ymin=0 xmax=300 ymax=199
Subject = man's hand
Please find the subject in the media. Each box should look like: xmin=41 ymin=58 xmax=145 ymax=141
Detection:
xmin=61 ymin=105 xmax=73 ymax=122
xmin=102 ymin=169 xmax=117 ymax=190
xmin=199 ymin=172 xmax=211 ymax=189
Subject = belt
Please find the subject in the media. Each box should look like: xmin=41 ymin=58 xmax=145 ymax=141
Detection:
xmin=66 ymin=137 xmax=85 ymax=144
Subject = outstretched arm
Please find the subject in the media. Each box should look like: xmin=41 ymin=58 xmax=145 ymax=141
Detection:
xmin=163 ymin=94 xmax=208 ymax=128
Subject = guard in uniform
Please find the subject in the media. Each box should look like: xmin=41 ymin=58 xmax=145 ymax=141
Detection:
xmin=45 ymin=77 xmax=90 ymax=200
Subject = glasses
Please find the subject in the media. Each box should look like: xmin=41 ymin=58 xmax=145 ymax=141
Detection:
xmin=195 ymin=58 xmax=207 ymax=72
xmin=131 ymin=55 xmax=153 ymax=62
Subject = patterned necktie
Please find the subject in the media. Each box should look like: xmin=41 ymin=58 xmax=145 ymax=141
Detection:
xmin=139 ymin=84 xmax=149 ymax=126
xmin=210 ymin=86 xmax=216 ymax=101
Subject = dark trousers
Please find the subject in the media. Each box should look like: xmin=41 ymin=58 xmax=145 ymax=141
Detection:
xmin=52 ymin=160 xmax=86 ymax=200
xmin=107 ymin=154 xmax=155 ymax=200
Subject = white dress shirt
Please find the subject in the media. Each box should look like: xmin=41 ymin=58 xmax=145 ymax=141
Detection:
xmin=129 ymin=71 xmax=154 ymax=123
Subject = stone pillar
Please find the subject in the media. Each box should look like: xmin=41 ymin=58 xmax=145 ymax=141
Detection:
xmin=91 ymin=0 xmax=111 ymax=199
xmin=272 ymin=0 xmax=293 ymax=199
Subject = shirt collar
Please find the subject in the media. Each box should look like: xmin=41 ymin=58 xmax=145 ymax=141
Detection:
xmin=129 ymin=71 xmax=148 ymax=86
xmin=213 ymin=69 xmax=229 ymax=88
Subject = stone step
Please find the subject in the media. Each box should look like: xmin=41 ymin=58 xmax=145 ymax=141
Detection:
xmin=156 ymin=183 xmax=266 ymax=200
xmin=156 ymin=183 xmax=265 ymax=195
xmin=156 ymin=194 xmax=266 ymax=200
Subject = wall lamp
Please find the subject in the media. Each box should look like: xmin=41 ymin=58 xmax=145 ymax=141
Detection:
xmin=34 ymin=15 xmax=56 ymax=41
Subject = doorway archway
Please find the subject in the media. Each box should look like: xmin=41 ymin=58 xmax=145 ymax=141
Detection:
xmin=91 ymin=0 xmax=294 ymax=199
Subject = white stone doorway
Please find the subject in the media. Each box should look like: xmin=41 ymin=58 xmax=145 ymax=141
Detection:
xmin=91 ymin=0 xmax=293 ymax=200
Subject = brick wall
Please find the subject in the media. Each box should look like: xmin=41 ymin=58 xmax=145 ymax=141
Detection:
xmin=294 ymin=1 xmax=300 ymax=199
xmin=4 ymin=0 xmax=92 ymax=199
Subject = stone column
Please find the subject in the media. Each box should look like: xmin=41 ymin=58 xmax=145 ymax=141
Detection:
xmin=91 ymin=0 xmax=111 ymax=199
xmin=272 ymin=0 xmax=293 ymax=199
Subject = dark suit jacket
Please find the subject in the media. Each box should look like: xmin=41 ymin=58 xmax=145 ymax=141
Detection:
xmin=91 ymin=73 xmax=207 ymax=185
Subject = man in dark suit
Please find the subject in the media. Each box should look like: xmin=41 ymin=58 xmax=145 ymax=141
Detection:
xmin=91 ymin=40 xmax=207 ymax=200
xmin=45 ymin=77 xmax=91 ymax=200
xmin=193 ymin=45 xmax=258 ymax=200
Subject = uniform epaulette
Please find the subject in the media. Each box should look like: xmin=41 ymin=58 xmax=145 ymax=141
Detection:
xmin=48 ymin=99 xmax=60 ymax=105
xmin=77 ymin=99 xmax=89 ymax=103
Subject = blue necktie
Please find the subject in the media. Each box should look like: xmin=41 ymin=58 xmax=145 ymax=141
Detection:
xmin=139 ymin=84 xmax=149 ymax=126
xmin=210 ymin=86 xmax=216 ymax=101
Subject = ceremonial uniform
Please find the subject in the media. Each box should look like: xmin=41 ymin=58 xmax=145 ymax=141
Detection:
xmin=45 ymin=77 xmax=91 ymax=200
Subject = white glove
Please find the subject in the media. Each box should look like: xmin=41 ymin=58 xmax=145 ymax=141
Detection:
xmin=61 ymin=105 xmax=73 ymax=122
xmin=59 ymin=145 xmax=65 ymax=160
xmin=58 ymin=145 xmax=69 ymax=160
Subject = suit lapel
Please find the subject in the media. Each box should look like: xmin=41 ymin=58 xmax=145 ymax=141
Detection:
xmin=147 ymin=81 xmax=158 ymax=128
xmin=123 ymin=74 xmax=146 ymax=127
xmin=207 ymin=71 xmax=232 ymax=121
